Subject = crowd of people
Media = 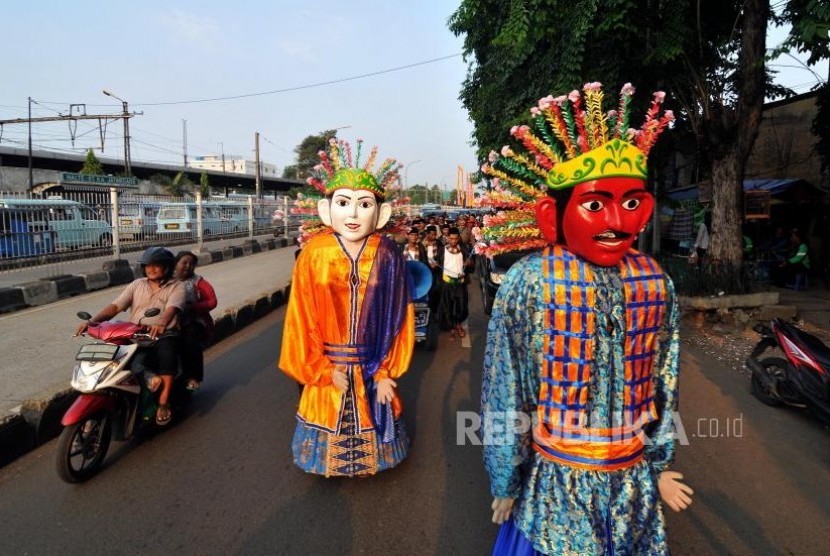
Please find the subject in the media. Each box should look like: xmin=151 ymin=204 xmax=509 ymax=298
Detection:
xmin=393 ymin=211 xmax=481 ymax=340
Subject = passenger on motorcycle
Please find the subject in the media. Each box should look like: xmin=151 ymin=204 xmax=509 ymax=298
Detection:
xmin=74 ymin=246 xmax=185 ymax=425
xmin=174 ymin=250 xmax=217 ymax=391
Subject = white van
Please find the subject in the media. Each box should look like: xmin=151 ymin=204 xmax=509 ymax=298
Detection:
xmin=0 ymin=198 xmax=113 ymax=249
xmin=118 ymin=201 xmax=162 ymax=239
xmin=156 ymin=202 xmax=222 ymax=237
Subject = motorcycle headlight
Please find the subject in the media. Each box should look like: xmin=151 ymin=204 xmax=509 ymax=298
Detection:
xmin=72 ymin=361 xmax=119 ymax=391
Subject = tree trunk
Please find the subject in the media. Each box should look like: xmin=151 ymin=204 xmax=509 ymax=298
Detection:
xmin=707 ymin=0 xmax=769 ymax=291
xmin=709 ymin=148 xmax=744 ymax=274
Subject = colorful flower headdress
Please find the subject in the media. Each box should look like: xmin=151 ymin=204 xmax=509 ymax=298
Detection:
xmin=306 ymin=138 xmax=402 ymax=200
xmin=477 ymin=82 xmax=674 ymax=256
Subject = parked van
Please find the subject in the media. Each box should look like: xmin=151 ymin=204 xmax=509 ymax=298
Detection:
xmin=156 ymin=202 xmax=222 ymax=237
xmin=217 ymin=202 xmax=251 ymax=233
xmin=0 ymin=198 xmax=112 ymax=250
xmin=0 ymin=207 xmax=57 ymax=258
xmin=117 ymin=200 xmax=162 ymax=239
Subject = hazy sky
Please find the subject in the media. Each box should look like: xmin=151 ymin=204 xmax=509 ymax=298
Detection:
xmin=0 ymin=1 xmax=824 ymax=189
xmin=1 ymin=1 xmax=475 ymax=188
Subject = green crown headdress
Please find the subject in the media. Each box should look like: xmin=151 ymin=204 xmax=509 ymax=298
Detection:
xmin=477 ymin=82 xmax=674 ymax=256
xmin=306 ymin=138 xmax=402 ymax=200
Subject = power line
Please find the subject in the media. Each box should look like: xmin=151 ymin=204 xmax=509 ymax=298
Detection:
xmin=34 ymin=53 xmax=463 ymax=108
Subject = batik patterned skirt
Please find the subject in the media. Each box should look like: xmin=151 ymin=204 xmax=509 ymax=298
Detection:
xmin=291 ymin=393 xmax=409 ymax=477
xmin=496 ymin=454 xmax=668 ymax=555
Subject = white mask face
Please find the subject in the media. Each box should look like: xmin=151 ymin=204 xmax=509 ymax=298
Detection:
xmin=327 ymin=188 xmax=380 ymax=244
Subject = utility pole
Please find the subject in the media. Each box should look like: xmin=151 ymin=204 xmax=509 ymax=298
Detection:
xmin=102 ymin=90 xmax=137 ymax=175
xmin=27 ymin=97 xmax=33 ymax=190
xmin=2 ymin=99 xmax=139 ymax=182
xmin=219 ymin=142 xmax=226 ymax=173
xmin=255 ymin=131 xmax=261 ymax=199
xmin=182 ymin=119 xmax=188 ymax=168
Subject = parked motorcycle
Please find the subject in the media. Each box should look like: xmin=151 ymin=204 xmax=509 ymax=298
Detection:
xmin=746 ymin=317 xmax=830 ymax=425
xmin=56 ymin=310 xmax=188 ymax=483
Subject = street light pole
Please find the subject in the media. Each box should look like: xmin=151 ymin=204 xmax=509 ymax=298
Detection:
xmin=102 ymin=90 xmax=131 ymax=175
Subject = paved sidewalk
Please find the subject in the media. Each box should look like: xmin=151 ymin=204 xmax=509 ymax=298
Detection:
xmin=0 ymin=245 xmax=296 ymax=419
xmin=772 ymin=283 xmax=830 ymax=328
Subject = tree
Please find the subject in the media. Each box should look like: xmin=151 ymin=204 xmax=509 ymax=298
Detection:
xmin=449 ymin=0 xmax=696 ymax=160
xmin=405 ymin=184 xmax=428 ymax=205
xmin=199 ymin=172 xmax=210 ymax=197
xmin=778 ymin=0 xmax=830 ymax=186
xmin=165 ymin=171 xmax=194 ymax=197
xmin=290 ymin=130 xmax=337 ymax=179
xmin=450 ymin=0 xmax=828 ymax=291
xmin=80 ymin=149 xmax=104 ymax=175
xmin=706 ymin=1 xmax=770 ymax=283
xmin=282 ymin=164 xmax=299 ymax=179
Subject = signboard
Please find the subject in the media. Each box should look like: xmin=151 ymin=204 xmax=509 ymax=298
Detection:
xmin=61 ymin=173 xmax=138 ymax=187
xmin=744 ymin=190 xmax=771 ymax=220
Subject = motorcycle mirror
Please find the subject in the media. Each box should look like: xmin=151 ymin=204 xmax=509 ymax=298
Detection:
xmin=143 ymin=308 xmax=161 ymax=318
xmin=77 ymin=311 xmax=92 ymax=321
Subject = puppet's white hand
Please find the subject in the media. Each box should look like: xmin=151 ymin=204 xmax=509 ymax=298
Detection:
xmin=491 ymin=497 xmax=515 ymax=524
xmin=332 ymin=368 xmax=349 ymax=393
xmin=376 ymin=378 xmax=397 ymax=404
xmin=658 ymin=471 xmax=694 ymax=512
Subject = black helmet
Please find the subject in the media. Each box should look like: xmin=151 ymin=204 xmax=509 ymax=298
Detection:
xmin=138 ymin=246 xmax=175 ymax=281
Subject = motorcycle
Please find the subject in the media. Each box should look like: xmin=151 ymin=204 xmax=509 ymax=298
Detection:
xmin=407 ymin=260 xmax=439 ymax=351
xmin=55 ymin=310 xmax=188 ymax=483
xmin=746 ymin=317 xmax=830 ymax=425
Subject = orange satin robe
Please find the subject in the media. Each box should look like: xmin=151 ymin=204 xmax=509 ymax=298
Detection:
xmin=279 ymin=233 xmax=414 ymax=434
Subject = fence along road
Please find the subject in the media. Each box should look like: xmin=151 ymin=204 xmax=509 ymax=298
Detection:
xmin=0 ymin=189 xmax=292 ymax=283
xmin=0 ymin=244 xmax=298 ymax=419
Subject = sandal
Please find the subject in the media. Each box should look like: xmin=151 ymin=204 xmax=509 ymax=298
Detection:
xmin=155 ymin=404 xmax=172 ymax=426
xmin=186 ymin=379 xmax=201 ymax=391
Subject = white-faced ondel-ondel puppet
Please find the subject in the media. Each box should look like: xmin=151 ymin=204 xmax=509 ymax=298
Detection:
xmin=279 ymin=139 xmax=414 ymax=477
xmin=479 ymin=83 xmax=693 ymax=555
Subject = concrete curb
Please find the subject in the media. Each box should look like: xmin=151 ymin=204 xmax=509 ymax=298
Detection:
xmin=79 ymin=270 xmax=111 ymax=292
xmin=0 ymin=414 xmax=35 ymax=467
xmin=48 ymin=274 xmax=88 ymax=298
xmin=0 ymin=287 xmax=27 ymax=313
xmin=0 ymin=238 xmax=282 ymax=313
xmin=17 ymin=280 xmax=58 ymax=307
xmin=0 ymin=237 xmax=292 ymax=469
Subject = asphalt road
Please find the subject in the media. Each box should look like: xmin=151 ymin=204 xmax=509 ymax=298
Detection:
xmin=0 ymin=285 xmax=494 ymax=555
xmin=1 ymin=275 xmax=830 ymax=554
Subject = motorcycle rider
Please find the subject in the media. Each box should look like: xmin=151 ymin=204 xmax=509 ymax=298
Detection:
xmin=75 ymin=246 xmax=185 ymax=425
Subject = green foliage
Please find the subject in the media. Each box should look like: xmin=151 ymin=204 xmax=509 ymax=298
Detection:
xmin=79 ymin=149 xmax=104 ymax=175
xmin=164 ymin=171 xmax=193 ymax=197
xmin=449 ymin=0 xmax=708 ymax=160
xmin=282 ymin=164 xmax=299 ymax=179
xmin=290 ymin=130 xmax=338 ymax=179
xmin=286 ymin=184 xmax=321 ymax=198
xmin=199 ymin=172 xmax=210 ymax=197
xmin=778 ymin=0 xmax=830 ymax=65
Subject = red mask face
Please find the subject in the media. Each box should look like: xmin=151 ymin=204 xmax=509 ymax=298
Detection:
xmin=561 ymin=177 xmax=654 ymax=266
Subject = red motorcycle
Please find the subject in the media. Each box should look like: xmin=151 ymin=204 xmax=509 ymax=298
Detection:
xmin=746 ymin=317 xmax=830 ymax=425
xmin=56 ymin=310 xmax=187 ymax=483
